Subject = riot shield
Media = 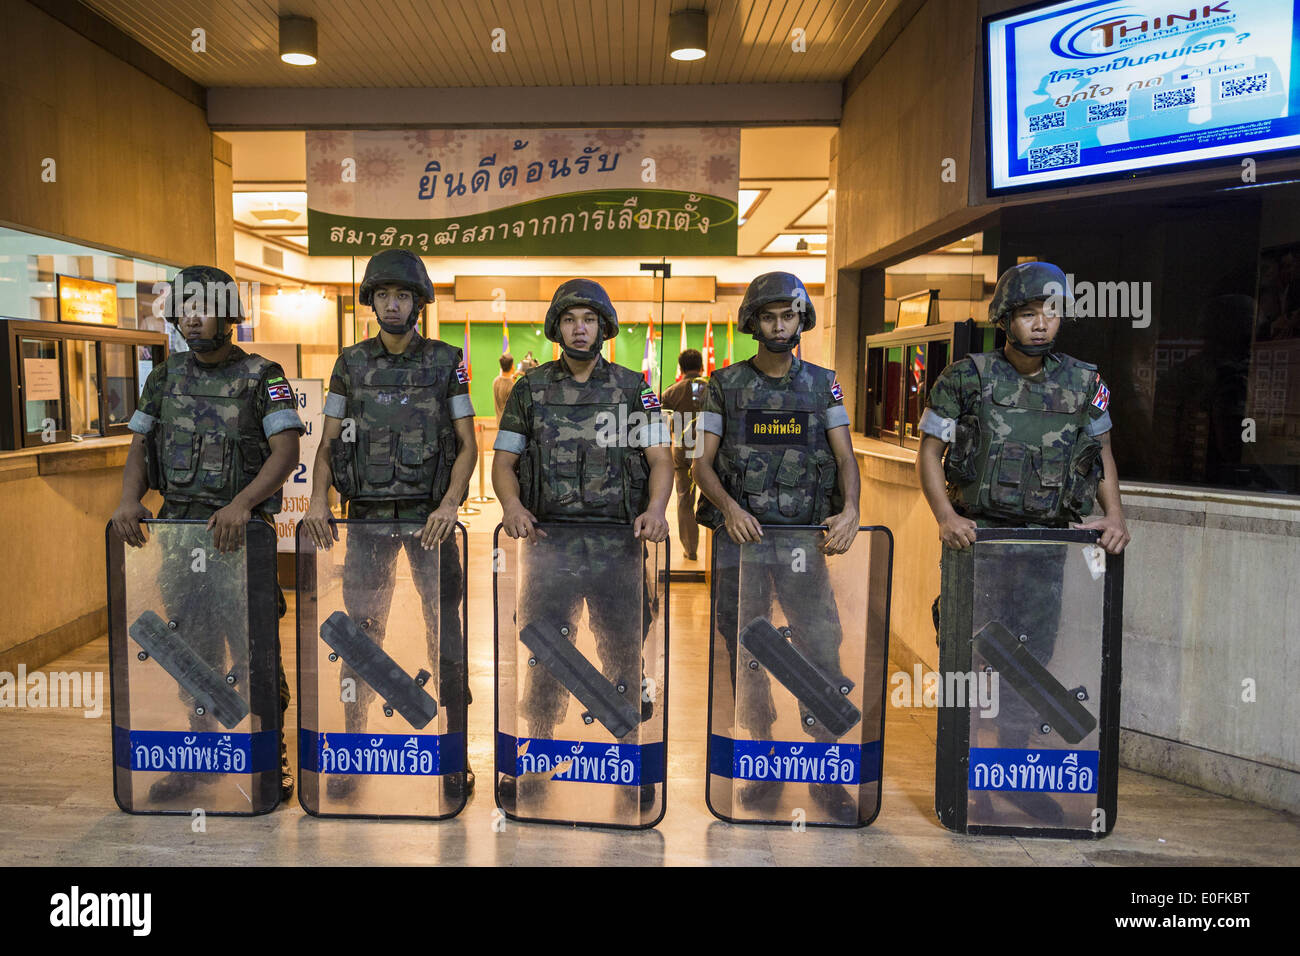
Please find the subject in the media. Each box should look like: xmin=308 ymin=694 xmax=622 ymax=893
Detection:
xmin=296 ymin=520 xmax=469 ymax=819
xmin=107 ymin=519 xmax=280 ymax=815
xmin=494 ymin=522 xmax=668 ymax=828
xmin=935 ymin=528 xmax=1123 ymax=838
xmin=706 ymin=526 xmax=893 ymax=828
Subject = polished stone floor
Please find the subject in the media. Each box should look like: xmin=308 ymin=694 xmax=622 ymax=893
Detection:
xmin=2 ymin=475 xmax=1296 ymax=866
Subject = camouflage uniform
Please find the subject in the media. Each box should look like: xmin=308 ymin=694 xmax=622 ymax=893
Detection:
xmin=697 ymin=355 xmax=852 ymax=739
xmin=661 ymin=374 xmax=709 ymax=558
xmin=922 ymin=347 xmax=1114 ymax=752
xmin=495 ymin=355 xmax=669 ymax=738
xmin=323 ymin=332 xmax=473 ymax=737
xmin=127 ymin=346 xmax=303 ymax=739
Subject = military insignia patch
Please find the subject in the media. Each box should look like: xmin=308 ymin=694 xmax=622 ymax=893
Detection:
xmin=640 ymin=388 xmax=661 ymax=410
xmin=1091 ymin=382 xmax=1110 ymax=412
xmin=267 ymin=383 xmax=292 ymax=402
xmin=830 ymin=381 xmax=844 ymax=402
xmin=456 ymin=366 xmax=470 ymax=385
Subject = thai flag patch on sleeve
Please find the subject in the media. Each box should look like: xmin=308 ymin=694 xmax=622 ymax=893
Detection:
xmin=830 ymin=381 xmax=844 ymax=402
xmin=1091 ymin=382 xmax=1110 ymax=412
xmin=640 ymin=389 xmax=662 ymax=410
xmin=456 ymin=366 xmax=470 ymax=385
xmin=267 ymin=383 xmax=293 ymax=402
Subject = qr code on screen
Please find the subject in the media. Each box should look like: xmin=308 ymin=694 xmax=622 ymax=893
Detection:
xmin=1220 ymin=73 xmax=1270 ymax=99
xmin=1027 ymin=142 xmax=1080 ymax=170
xmin=1087 ymin=99 xmax=1127 ymax=122
xmin=1153 ymin=87 xmax=1197 ymax=109
xmin=1029 ymin=111 xmax=1067 ymax=133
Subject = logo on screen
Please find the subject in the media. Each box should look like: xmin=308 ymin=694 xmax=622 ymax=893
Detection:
xmin=1050 ymin=2 xmax=1234 ymax=59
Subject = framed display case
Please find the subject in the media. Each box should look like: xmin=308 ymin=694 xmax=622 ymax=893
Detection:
xmin=863 ymin=318 xmax=996 ymax=450
xmin=0 ymin=320 xmax=168 ymax=450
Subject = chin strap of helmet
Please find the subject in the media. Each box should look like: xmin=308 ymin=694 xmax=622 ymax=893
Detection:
xmin=376 ymin=297 xmax=424 ymax=335
xmin=173 ymin=318 xmax=232 ymax=354
xmin=1001 ymin=305 xmax=1056 ymax=357
xmin=561 ymin=327 xmax=604 ymax=361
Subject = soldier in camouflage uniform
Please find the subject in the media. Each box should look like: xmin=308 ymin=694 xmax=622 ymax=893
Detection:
xmin=693 ymin=272 xmax=862 ymax=817
xmin=917 ymin=261 xmax=1129 ymax=822
xmin=491 ymin=278 xmax=673 ymax=810
xmin=303 ymin=249 xmax=477 ymax=800
xmin=110 ymin=265 xmax=304 ymax=805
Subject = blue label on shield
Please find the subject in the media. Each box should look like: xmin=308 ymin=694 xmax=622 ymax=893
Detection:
xmin=299 ymin=729 xmax=464 ymax=776
xmin=708 ymin=735 xmax=876 ymax=785
xmin=968 ymin=748 xmax=1099 ymax=793
xmin=114 ymin=727 xmax=278 ymax=774
xmin=496 ymin=733 xmax=664 ymax=786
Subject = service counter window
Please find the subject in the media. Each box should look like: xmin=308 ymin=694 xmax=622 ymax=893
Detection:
xmin=1 ymin=321 xmax=167 ymax=450
xmin=864 ymin=320 xmax=985 ymax=450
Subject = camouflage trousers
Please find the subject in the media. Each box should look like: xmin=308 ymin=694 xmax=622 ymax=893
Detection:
xmin=155 ymin=500 xmax=290 ymax=727
xmin=711 ymin=531 xmax=846 ymax=741
xmin=515 ymin=532 xmax=652 ymax=740
xmin=339 ymin=500 xmax=468 ymax=736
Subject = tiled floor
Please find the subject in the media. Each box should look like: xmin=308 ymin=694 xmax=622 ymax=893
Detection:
xmin=2 ymin=468 xmax=1296 ymax=866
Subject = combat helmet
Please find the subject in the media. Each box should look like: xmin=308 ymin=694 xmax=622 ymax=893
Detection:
xmin=988 ymin=261 xmax=1073 ymax=357
xmin=544 ymin=278 xmax=619 ymax=361
xmin=739 ymin=271 xmax=816 ymax=353
xmin=165 ymin=265 xmax=244 ymax=353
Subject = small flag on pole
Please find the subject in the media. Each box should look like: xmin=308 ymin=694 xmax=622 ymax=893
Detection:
xmin=724 ymin=311 xmax=733 ymax=367
xmin=703 ymin=310 xmax=716 ymax=375
xmin=460 ymin=311 xmax=472 ymax=382
xmin=501 ymin=313 xmax=509 ymax=354
xmin=642 ymin=309 xmax=657 ymax=385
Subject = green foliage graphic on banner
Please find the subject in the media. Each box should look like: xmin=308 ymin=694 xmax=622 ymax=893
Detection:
xmin=309 ymin=189 xmax=736 ymax=257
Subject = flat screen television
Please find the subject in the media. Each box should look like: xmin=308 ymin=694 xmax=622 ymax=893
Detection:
xmin=985 ymin=0 xmax=1300 ymax=192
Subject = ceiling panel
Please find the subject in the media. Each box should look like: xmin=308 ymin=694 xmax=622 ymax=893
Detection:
xmin=80 ymin=0 xmax=899 ymax=88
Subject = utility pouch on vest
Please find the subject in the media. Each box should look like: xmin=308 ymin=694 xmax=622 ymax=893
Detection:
xmin=1023 ymin=445 xmax=1067 ymax=517
xmin=622 ymin=450 xmax=649 ymax=518
xmin=580 ymin=445 xmax=620 ymax=510
xmin=813 ymin=451 xmax=839 ymax=523
xmin=143 ymin=429 xmax=162 ymax=491
xmin=1064 ymin=437 xmax=1103 ymax=518
xmin=990 ymin=441 xmax=1029 ymax=510
xmin=742 ymin=454 xmax=771 ymax=497
xmin=548 ymin=446 xmax=582 ymax=508
xmin=163 ymin=425 xmax=198 ymax=485
xmin=944 ymin=415 xmax=980 ymax=485
xmin=199 ymin=430 xmax=228 ymax=490
xmin=331 ymin=436 xmax=357 ymax=499
xmin=518 ymin=442 xmax=540 ymax=512
xmin=775 ymin=448 xmax=806 ymax=517
xmin=364 ymin=425 xmax=394 ymax=485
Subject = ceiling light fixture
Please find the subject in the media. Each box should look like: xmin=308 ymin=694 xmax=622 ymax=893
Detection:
xmin=279 ymin=15 xmax=318 ymax=66
xmin=669 ymin=9 xmax=708 ymax=61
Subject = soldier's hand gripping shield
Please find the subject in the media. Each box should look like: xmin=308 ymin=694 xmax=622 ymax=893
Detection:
xmin=296 ymin=520 xmax=469 ymax=819
xmin=107 ymin=520 xmax=280 ymax=814
xmin=935 ymin=529 xmax=1122 ymax=837
xmin=706 ymin=526 xmax=893 ymax=827
xmin=494 ymin=523 xmax=668 ymax=828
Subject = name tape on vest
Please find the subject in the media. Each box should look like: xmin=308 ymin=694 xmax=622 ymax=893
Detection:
xmin=746 ymin=410 xmax=810 ymax=444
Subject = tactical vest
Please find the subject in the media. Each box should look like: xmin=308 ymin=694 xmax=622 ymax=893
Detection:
xmin=150 ymin=351 xmax=281 ymax=515
xmin=516 ymin=361 xmax=651 ymax=523
xmin=697 ymin=359 xmax=842 ymax=529
xmin=944 ymin=352 xmax=1104 ymax=524
xmin=329 ymin=339 xmax=461 ymax=505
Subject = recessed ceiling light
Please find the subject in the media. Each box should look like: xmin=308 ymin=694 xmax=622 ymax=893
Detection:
xmin=669 ymin=9 xmax=707 ymax=61
xmin=280 ymin=16 xmax=318 ymax=66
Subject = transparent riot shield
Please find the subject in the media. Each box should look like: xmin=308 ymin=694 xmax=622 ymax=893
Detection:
xmin=494 ymin=523 xmax=668 ymax=829
xmin=936 ymin=528 xmax=1123 ymax=838
xmin=107 ymin=519 xmax=281 ymax=815
xmin=296 ymin=520 xmax=469 ymax=819
xmin=706 ymin=526 xmax=893 ymax=828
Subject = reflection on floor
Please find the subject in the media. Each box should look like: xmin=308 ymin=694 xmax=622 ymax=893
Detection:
xmin=1 ymin=465 xmax=1296 ymax=865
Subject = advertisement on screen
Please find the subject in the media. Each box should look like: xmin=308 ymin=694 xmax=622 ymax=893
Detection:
xmin=986 ymin=0 xmax=1300 ymax=191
